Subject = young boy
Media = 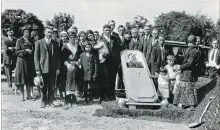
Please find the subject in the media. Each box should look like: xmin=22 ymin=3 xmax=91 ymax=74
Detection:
xmin=165 ymin=55 xmax=176 ymax=92
xmin=78 ymin=43 xmax=98 ymax=104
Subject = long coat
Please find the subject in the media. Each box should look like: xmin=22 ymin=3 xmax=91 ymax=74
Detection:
xmin=150 ymin=44 xmax=174 ymax=75
xmin=34 ymin=38 xmax=61 ymax=74
xmin=179 ymin=46 xmax=201 ymax=82
xmin=79 ymin=52 xmax=98 ymax=81
xmin=14 ymin=37 xmax=35 ymax=85
xmin=2 ymin=37 xmax=17 ymax=65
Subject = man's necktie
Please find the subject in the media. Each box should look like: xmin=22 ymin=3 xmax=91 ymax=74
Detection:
xmin=161 ymin=47 xmax=165 ymax=61
xmin=211 ymin=49 xmax=215 ymax=61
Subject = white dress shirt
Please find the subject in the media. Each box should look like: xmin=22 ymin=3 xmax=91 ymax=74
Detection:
xmin=104 ymin=35 xmax=110 ymax=42
xmin=45 ymin=37 xmax=51 ymax=45
xmin=209 ymin=48 xmax=218 ymax=67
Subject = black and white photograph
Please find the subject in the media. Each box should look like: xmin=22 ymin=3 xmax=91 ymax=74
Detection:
xmin=1 ymin=0 xmax=220 ymax=130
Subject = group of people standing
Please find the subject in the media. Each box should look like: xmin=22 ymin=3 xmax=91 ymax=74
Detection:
xmin=2 ymin=19 xmax=220 ymax=110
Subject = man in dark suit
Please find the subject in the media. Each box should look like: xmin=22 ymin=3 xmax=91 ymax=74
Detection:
xmin=34 ymin=27 xmax=61 ymax=108
xmin=139 ymin=25 xmax=151 ymax=55
xmin=144 ymin=28 xmax=159 ymax=69
xmin=99 ymin=24 xmax=121 ymax=99
xmin=108 ymin=20 xmax=120 ymax=40
xmin=2 ymin=28 xmax=17 ymax=89
xmin=206 ymin=38 xmax=220 ymax=78
xmin=129 ymin=28 xmax=142 ymax=51
xmin=117 ymin=25 xmax=126 ymax=51
xmin=150 ymin=34 xmax=173 ymax=76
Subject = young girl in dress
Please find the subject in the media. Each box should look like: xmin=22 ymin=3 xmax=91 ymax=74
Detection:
xmin=77 ymin=43 xmax=98 ymax=104
xmin=158 ymin=67 xmax=170 ymax=106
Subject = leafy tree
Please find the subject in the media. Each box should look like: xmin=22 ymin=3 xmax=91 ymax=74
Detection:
xmin=216 ymin=19 xmax=220 ymax=41
xmin=125 ymin=15 xmax=148 ymax=31
xmin=154 ymin=11 xmax=216 ymax=45
xmin=1 ymin=9 xmax=44 ymax=38
xmin=45 ymin=13 xmax=75 ymax=32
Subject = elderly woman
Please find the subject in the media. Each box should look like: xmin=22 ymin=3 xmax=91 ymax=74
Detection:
xmin=62 ymin=31 xmax=82 ymax=108
xmin=173 ymin=35 xmax=201 ymax=111
xmin=14 ymin=26 xmax=35 ymax=101
xmin=86 ymin=30 xmax=110 ymax=103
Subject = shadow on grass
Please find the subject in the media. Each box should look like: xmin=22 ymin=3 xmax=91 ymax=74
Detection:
xmin=197 ymin=77 xmax=218 ymax=105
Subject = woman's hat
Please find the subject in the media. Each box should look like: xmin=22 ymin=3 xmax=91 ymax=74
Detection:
xmin=60 ymin=31 xmax=68 ymax=37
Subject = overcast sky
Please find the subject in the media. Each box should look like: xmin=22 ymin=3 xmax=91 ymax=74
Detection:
xmin=1 ymin=0 xmax=220 ymax=32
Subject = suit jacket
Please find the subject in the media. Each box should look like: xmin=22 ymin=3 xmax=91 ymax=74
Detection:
xmin=34 ymin=38 xmax=61 ymax=74
xmin=150 ymin=44 xmax=173 ymax=74
xmin=2 ymin=37 xmax=17 ymax=65
xmin=179 ymin=46 xmax=201 ymax=82
xmin=128 ymin=37 xmax=142 ymax=51
xmin=127 ymin=61 xmax=144 ymax=68
xmin=80 ymin=52 xmax=98 ymax=81
xmin=111 ymin=32 xmax=120 ymax=40
xmin=99 ymin=34 xmax=121 ymax=68
xmin=145 ymin=37 xmax=159 ymax=65
xmin=207 ymin=48 xmax=220 ymax=65
xmin=139 ymin=35 xmax=151 ymax=54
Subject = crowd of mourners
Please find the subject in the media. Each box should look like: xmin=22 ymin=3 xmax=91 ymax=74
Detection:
xmin=2 ymin=20 xmax=220 ymax=110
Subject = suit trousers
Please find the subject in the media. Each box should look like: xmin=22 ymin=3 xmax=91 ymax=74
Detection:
xmin=4 ymin=64 xmax=12 ymax=88
xmin=41 ymin=73 xmax=54 ymax=105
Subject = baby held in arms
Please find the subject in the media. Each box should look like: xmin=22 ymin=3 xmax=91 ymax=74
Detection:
xmin=92 ymin=40 xmax=109 ymax=63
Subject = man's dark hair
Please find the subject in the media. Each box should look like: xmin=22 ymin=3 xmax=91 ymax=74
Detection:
xmin=108 ymin=20 xmax=115 ymax=24
xmin=94 ymin=31 xmax=99 ymax=34
xmin=118 ymin=25 xmax=125 ymax=30
xmin=103 ymin=24 xmax=111 ymax=30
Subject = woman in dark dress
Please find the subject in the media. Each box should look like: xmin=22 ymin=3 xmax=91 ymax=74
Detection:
xmin=62 ymin=31 xmax=82 ymax=108
xmin=173 ymin=35 xmax=201 ymax=111
xmin=76 ymin=31 xmax=88 ymax=98
xmin=14 ymin=26 xmax=35 ymax=101
xmin=55 ymin=31 xmax=69 ymax=102
xmin=86 ymin=30 xmax=110 ymax=103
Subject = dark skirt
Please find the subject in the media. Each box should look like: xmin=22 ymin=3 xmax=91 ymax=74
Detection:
xmin=173 ymin=81 xmax=197 ymax=106
xmin=96 ymin=63 xmax=110 ymax=87
xmin=14 ymin=57 xmax=35 ymax=86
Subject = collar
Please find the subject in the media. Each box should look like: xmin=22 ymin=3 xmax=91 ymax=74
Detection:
xmin=23 ymin=37 xmax=29 ymax=42
xmin=45 ymin=37 xmax=51 ymax=44
xmin=104 ymin=35 xmax=110 ymax=42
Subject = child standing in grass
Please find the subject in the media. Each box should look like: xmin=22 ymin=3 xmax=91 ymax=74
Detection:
xmin=164 ymin=55 xmax=176 ymax=95
xmin=77 ymin=43 xmax=98 ymax=104
xmin=158 ymin=67 xmax=170 ymax=106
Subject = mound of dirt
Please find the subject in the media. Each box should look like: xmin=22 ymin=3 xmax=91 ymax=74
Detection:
xmin=189 ymin=77 xmax=220 ymax=130
xmin=94 ymin=77 xmax=220 ymax=126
